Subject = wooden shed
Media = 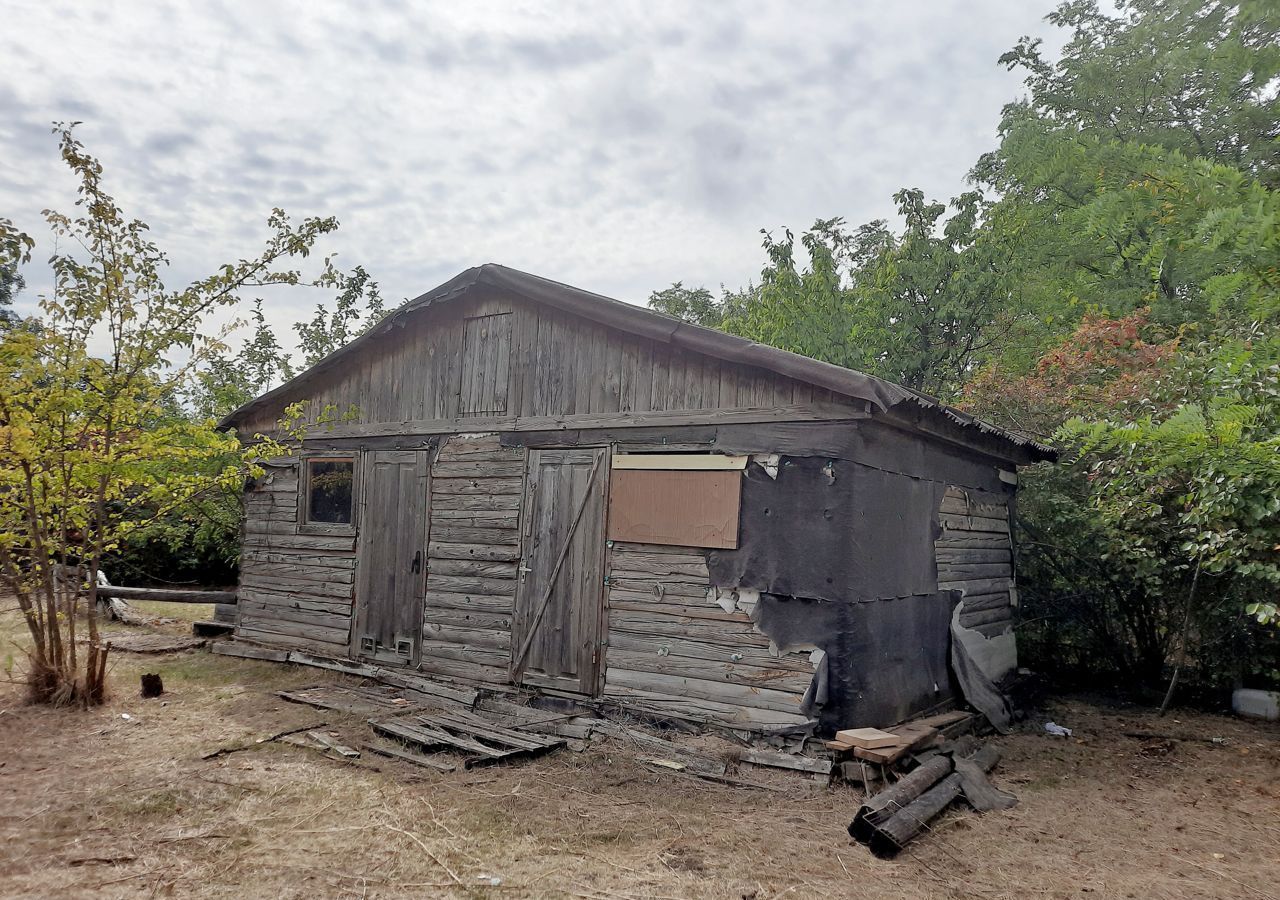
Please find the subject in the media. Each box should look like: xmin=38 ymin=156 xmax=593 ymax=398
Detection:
xmin=220 ymin=265 xmax=1055 ymax=733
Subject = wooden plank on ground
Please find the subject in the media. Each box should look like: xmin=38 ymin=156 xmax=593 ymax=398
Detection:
xmin=852 ymin=723 xmax=939 ymax=766
xmin=835 ymin=727 xmax=900 ymax=749
xmin=363 ymin=742 xmax=457 ymax=772
xmin=738 ymin=748 xmax=833 ymax=776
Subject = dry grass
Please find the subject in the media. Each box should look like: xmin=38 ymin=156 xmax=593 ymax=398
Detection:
xmin=2 ymin=601 xmax=1279 ymax=899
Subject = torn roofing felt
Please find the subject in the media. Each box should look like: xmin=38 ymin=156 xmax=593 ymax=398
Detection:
xmin=708 ymin=457 xmax=946 ymax=604
xmin=753 ymin=591 xmax=957 ymax=732
xmin=218 ymin=264 xmax=1057 ymax=464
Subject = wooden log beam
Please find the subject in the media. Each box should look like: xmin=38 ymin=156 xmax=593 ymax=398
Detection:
xmin=849 ymin=754 xmax=952 ymax=844
xmin=867 ymin=772 xmax=964 ymax=858
xmin=99 ymin=586 xmax=237 ymax=603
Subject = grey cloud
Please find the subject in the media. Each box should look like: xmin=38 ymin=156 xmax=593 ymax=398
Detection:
xmin=3 ymin=0 xmax=1061 ymax=358
xmin=142 ymin=130 xmax=200 ymax=156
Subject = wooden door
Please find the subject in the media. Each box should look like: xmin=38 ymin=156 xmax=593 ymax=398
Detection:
xmin=511 ymin=447 xmax=608 ymax=694
xmin=353 ymin=450 xmax=431 ymax=666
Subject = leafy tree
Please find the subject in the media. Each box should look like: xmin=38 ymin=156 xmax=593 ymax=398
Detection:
xmin=189 ymin=299 xmax=294 ymax=422
xmin=0 ymin=126 xmax=335 ymax=705
xmin=852 ymin=190 xmax=1013 ymax=398
xmin=731 ymin=218 xmax=862 ymax=368
xmin=1064 ymin=332 xmax=1280 ymax=707
xmin=996 ymin=0 xmax=1280 ymax=185
xmin=0 ymin=217 xmax=32 ymax=329
xmin=647 ymin=282 xmax=724 ymax=328
xmin=966 ymin=312 xmax=1186 ymax=683
xmin=659 ymin=198 xmax=1016 ymax=399
xmin=294 ymin=262 xmax=385 ymax=368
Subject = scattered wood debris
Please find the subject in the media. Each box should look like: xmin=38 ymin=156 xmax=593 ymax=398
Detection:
xmin=363 ymin=741 xmax=458 ymax=772
xmin=278 ymin=683 xmax=439 ymax=716
xmin=216 ymin=640 xmax=898 ymax=788
xmin=371 ymin=709 xmax=565 ymax=769
xmin=848 ymin=741 xmax=1015 ymax=858
xmin=200 ymin=722 xmax=328 ymax=760
xmin=736 ymin=747 xmax=832 ymax=776
xmin=826 ymin=711 xmax=974 ymax=765
xmin=305 ymin=730 xmax=360 ymax=758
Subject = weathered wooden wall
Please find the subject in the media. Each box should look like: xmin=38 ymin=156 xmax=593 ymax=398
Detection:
xmin=602 ymin=541 xmax=815 ymax=728
xmin=234 ymin=291 xmax=852 ymax=436
xmin=226 ymin=286 xmax=1028 ymax=729
xmin=935 ymin=485 xmax=1015 ymax=637
xmin=238 ymin=461 xmax=355 ymax=655
xmin=418 ymin=435 xmax=524 ymax=685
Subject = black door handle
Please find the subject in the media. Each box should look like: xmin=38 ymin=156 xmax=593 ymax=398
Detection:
xmin=410 ymin=550 xmax=422 ymax=574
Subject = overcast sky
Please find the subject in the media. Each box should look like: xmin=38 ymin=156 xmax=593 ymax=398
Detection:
xmin=2 ymin=1 xmax=1062 ymax=357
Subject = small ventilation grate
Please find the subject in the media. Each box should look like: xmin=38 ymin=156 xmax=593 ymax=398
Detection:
xmin=395 ymin=639 xmax=412 ymax=657
xmin=360 ymin=636 xmax=376 ymax=653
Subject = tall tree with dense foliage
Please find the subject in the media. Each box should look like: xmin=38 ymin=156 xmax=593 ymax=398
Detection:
xmin=0 ymin=127 xmax=338 ymax=704
xmin=996 ymin=0 xmax=1280 ymax=183
xmin=652 ymin=0 xmax=1280 ymax=700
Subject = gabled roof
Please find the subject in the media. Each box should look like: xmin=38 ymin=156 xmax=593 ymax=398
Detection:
xmin=221 ymin=264 xmax=1056 ymax=463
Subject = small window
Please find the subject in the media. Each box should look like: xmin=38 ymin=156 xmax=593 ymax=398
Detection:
xmin=304 ymin=457 xmax=355 ymax=526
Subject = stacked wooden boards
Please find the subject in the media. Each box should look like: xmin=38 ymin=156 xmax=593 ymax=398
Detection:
xmin=602 ymin=541 xmax=815 ymax=728
xmin=238 ymin=461 xmax=356 ymax=654
xmin=935 ymin=486 xmax=1015 ymax=637
xmin=418 ymin=436 xmax=523 ymax=686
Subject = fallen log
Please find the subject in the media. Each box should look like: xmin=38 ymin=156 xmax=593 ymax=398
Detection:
xmin=849 ymin=754 xmax=952 ymax=843
xmin=868 ymin=772 xmax=964 ymax=858
xmin=100 ymin=585 xmax=237 ymax=604
xmin=104 ymin=598 xmax=150 ymax=626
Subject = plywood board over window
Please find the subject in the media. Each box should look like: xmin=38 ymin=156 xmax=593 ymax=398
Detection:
xmin=607 ymin=455 xmax=742 ymax=549
xmin=458 ymin=312 xmax=513 ymax=416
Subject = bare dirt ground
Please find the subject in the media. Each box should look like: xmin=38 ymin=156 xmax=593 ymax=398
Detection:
xmin=2 ymin=605 xmax=1279 ymax=899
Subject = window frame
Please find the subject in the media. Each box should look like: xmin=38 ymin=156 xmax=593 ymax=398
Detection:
xmin=298 ymin=454 xmax=359 ymax=535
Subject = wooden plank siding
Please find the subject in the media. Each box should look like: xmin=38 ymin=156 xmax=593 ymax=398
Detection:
xmin=238 ymin=460 xmax=356 ymax=655
xmin=601 ymin=541 xmax=815 ymax=728
xmin=225 ymin=282 xmax=1027 ymax=730
xmin=935 ymin=486 xmax=1015 ymax=637
xmin=419 ymin=435 xmax=525 ymax=685
xmin=233 ymin=290 xmax=860 ymax=435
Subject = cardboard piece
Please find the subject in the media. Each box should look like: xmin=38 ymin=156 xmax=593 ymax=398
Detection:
xmin=607 ymin=469 xmax=741 ymax=549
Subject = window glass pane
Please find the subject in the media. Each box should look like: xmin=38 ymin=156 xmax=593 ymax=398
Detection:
xmin=308 ymin=459 xmax=353 ymax=524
